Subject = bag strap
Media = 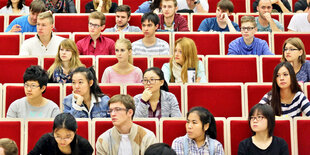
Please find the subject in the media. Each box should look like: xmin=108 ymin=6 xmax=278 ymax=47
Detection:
xmin=183 ymin=136 xmax=188 ymax=155
xmin=209 ymin=138 xmax=215 ymax=155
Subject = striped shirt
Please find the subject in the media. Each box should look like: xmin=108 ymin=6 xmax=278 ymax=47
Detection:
xmin=132 ymin=38 xmax=170 ymax=56
xmin=259 ymin=91 xmax=310 ymax=117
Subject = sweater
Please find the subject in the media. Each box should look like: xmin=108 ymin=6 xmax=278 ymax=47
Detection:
xmin=228 ymin=37 xmax=273 ymax=55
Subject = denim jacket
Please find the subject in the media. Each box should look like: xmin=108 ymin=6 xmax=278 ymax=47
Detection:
xmin=63 ymin=94 xmax=110 ymax=119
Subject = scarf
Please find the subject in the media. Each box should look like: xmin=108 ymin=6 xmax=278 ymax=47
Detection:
xmin=172 ymin=59 xmax=183 ymax=83
xmin=45 ymin=0 xmax=67 ymax=13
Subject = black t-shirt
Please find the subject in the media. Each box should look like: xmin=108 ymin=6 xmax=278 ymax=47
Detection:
xmin=294 ymin=0 xmax=308 ymax=12
xmin=238 ymin=136 xmax=289 ymax=155
xmin=253 ymin=0 xmax=292 ymax=12
xmin=85 ymin=2 xmax=117 ymax=13
xmin=28 ymin=133 xmax=93 ymax=155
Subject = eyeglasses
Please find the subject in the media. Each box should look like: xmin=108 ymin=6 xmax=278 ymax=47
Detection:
xmin=88 ymin=22 xmax=101 ymax=28
xmin=24 ymin=84 xmax=40 ymax=89
xmin=241 ymin=27 xmax=255 ymax=31
xmin=54 ymin=136 xmax=73 ymax=141
xmin=283 ymin=48 xmax=299 ymax=52
xmin=141 ymin=79 xmax=161 ymax=84
xmin=108 ymin=107 xmax=128 ymax=114
xmin=250 ymin=115 xmax=265 ymax=121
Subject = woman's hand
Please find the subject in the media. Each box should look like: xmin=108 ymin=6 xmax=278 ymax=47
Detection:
xmin=141 ymin=88 xmax=152 ymax=102
xmin=196 ymin=77 xmax=201 ymax=83
xmin=73 ymin=92 xmax=84 ymax=106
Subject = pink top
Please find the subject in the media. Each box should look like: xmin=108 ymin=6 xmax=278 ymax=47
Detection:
xmin=101 ymin=66 xmax=143 ymax=83
xmin=76 ymin=35 xmax=115 ymax=56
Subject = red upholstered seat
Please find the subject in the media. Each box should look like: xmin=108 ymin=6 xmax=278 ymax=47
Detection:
xmin=236 ymin=13 xmax=280 ymax=26
xmin=272 ymin=32 xmax=310 ymax=55
xmin=260 ymin=55 xmax=282 ymax=82
xmin=294 ymin=117 xmax=310 ymax=155
xmin=8 ymin=14 xmax=22 ymax=24
xmin=54 ymin=14 xmax=89 ymax=32
xmin=191 ymin=13 xmax=235 ymax=31
xmin=209 ymin=0 xmax=248 ymax=12
xmin=23 ymin=32 xmax=71 ymax=41
xmin=282 ymin=13 xmax=294 ymax=31
xmin=42 ymin=56 xmax=95 ymax=70
xmin=105 ymin=14 xmax=142 ymax=29
xmin=245 ymin=83 xmax=272 ymax=115
xmin=0 ymin=33 xmax=21 ymax=55
xmin=0 ymin=15 xmax=4 ymax=32
xmin=122 ymin=0 xmax=147 ymax=12
xmin=0 ymin=119 xmax=23 ymax=155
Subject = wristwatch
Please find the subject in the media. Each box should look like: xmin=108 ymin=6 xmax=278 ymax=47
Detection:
xmin=194 ymin=0 xmax=200 ymax=4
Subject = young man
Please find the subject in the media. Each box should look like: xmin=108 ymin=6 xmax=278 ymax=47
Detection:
xmin=132 ymin=12 xmax=170 ymax=56
xmin=228 ymin=16 xmax=273 ymax=55
xmin=177 ymin=0 xmax=209 ymax=13
xmin=77 ymin=11 xmax=115 ymax=56
xmin=158 ymin=0 xmax=189 ymax=31
xmin=19 ymin=12 xmax=65 ymax=56
xmin=7 ymin=65 xmax=60 ymax=118
xmin=198 ymin=0 xmax=239 ymax=32
xmin=5 ymin=0 xmax=46 ymax=33
xmin=96 ymin=94 xmax=157 ymax=155
xmin=0 ymin=138 xmax=18 ymax=155
xmin=104 ymin=5 xmax=141 ymax=32
xmin=253 ymin=0 xmax=291 ymax=13
xmin=255 ymin=0 xmax=283 ymax=32
xmin=288 ymin=3 xmax=310 ymax=32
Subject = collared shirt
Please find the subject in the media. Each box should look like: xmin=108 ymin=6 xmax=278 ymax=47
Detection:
xmin=76 ymin=35 xmax=115 ymax=56
xmin=104 ymin=24 xmax=141 ymax=32
xmin=140 ymin=96 xmax=162 ymax=118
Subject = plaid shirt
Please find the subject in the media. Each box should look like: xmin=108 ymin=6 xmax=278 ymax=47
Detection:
xmin=140 ymin=99 xmax=162 ymax=118
xmin=172 ymin=134 xmax=224 ymax=155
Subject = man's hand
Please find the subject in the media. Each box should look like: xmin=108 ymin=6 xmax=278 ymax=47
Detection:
xmin=263 ymin=13 xmax=273 ymax=23
xmin=186 ymin=0 xmax=196 ymax=10
xmin=9 ymin=24 xmax=21 ymax=32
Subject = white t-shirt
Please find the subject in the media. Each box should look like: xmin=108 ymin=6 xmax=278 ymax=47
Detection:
xmin=118 ymin=134 xmax=132 ymax=155
xmin=177 ymin=0 xmax=209 ymax=12
xmin=288 ymin=13 xmax=310 ymax=32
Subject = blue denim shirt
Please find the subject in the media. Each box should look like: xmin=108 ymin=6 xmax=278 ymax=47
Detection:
xmin=63 ymin=94 xmax=110 ymax=119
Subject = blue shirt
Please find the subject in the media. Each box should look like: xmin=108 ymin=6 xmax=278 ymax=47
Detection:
xmin=5 ymin=15 xmax=37 ymax=33
xmin=198 ymin=17 xmax=240 ymax=32
xmin=297 ymin=60 xmax=310 ymax=82
xmin=228 ymin=37 xmax=274 ymax=56
xmin=135 ymin=1 xmax=151 ymax=13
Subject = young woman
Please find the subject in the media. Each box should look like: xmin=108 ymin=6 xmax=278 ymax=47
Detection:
xmin=281 ymin=37 xmax=310 ymax=82
xmin=29 ymin=113 xmax=93 ymax=155
xmin=162 ymin=37 xmax=207 ymax=83
xmin=172 ymin=107 xmax=224 ymax=155
xmin=42 ymin=0 xmax=77 ymax=13
xmin=238 ymin=104 xmax=289 ymax=155
xmin=85 ymin=0 xmax=117 ymax=13
xmin=101 ymin=38 xmax=143 ymax=83
xmin=259 ymin=62 xmax=310 ymax=117
xmin=135 ymin=0 xmax=162 ymax=13
xmin=48 ymin=39 xmax=84 ymax=84
xmin=133 ymin=67 xmax=182 ymax=118
xmin=0 ymin=0 xmax=29 ymax=14
xmin=63 ymin=67 xmax=110 ymax=118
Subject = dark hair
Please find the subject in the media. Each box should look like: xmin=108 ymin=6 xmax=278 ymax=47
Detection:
xmin=141 ymin=12 xmax=159 ymax=26
xmin=150 ymin=0 xmax=162 ymax=12
xmin=116 ymin=5 xmax=131 ymax=17
xmin=187 ymin=107 xmax=217 ymax=139
xmin=270 ymin=62 xmax=301 ymax=116
xmin=29 ymin=0 xmax=46 ymax=13
xmin=0 ymin=138 xmax=18 ymax=155
xmin=23 ymin=65 xmax=48 ymax=93
xmin=249 ymin=104 xmax=275 ymax=137
xmin=7 ymin=0 xmax=24 ymax=10
xmin=143 ymin=67 xmax=169 ymax=92
xmin=53 ymin=113 xmax=77 ymax=132
xmin=108 ymin=94 xmax=136 ymax=119
xmin=72 ymin=66 xmax=105 ymax=102
xmin=217 ymin=0 xmax=234 ymax=12
xmin=144 ymin=143 xmax=176 ymax=155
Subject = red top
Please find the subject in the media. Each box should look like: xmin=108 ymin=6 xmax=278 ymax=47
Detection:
xmin=76 ymin=35 xmax=115 ymax=56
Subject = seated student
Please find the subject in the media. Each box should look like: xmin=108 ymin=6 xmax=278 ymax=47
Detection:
xmin=134 ymin=67 xmax=182 ymax=118
xmin=259 ymin=62 xmax=310 ymax=117
xmin=145 ymin=143 xmax=177 ymax=155
xmin=162 ymin=37 xmax=207 ymax=83
xmin=177 ymin=0 xmax=209 ymax=13
xmin=228 ymin=16 xmax=273 ymax=55
xmin=96 ymin=94 xmax=157 ymax=155
xmin=20 ymin=11 xmax=65 ymax=56
xmin=47 ymin=39 xmax=85 ymax=83
xmin=172 ymin=107 xmax=224 ymax=155
xmin=85 ymin=0 xmax=117 ymax=13
xmin=101 ymin=39 xmax=143 ymax=83
xmin=104 ymin=5 xmax=141 ymax=32
xmin=135 ymin=0 xmax=161 ymax=13
xmin=281 ymin=37 xmax=310 ymax=82
xmin=132 ymin=12 xmax=170 ymax=56
xmin=238 ymin=104 xmax=289 ymax=155
xmin=41 ymin=0 xmax=77 ymax=13
xmin=7 ymin=65 xmax=60 ymax=118
xmin=198 ymin=0 xmax=240 ymax=32
xmin=288 ymin=4 xmax=310 ymax=32
xmin=294 ymin=0 xmax=309 ymax=12
xmin=253 ymin=0 xmax=291 ymax=13
xmin=0 ymin=0 xmax=29 ymax=14
xmin=63 ymin=67 xmax=110 ymax=118
xmin=0 ymin=138 xmax=18 ymax=155
xmin=5 ymin=0 xmax=45 ymax=33
xmin=158 ymin=0 xmax=189 ymax=32
xmin=77 ymin=11 xmax=115 ymax=56
xmin=28 ymin=113 xmax=93 ymax=155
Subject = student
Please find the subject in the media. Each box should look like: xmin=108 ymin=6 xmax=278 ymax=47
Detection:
xmin=172 ymin=107 xmax=224 ymax=155
xmin=158 ymin=0 xmax=189 ymax=32
xmin=132 ymin=12 xmax=170 ymax=56
xmin=5 ymin=0 xmax=45 ymax=32
xmin=198 ymin=0 xmax=239 ymax=32
xmin=145 ymin=143 xmax=177 ymax=155
xmin=228 ymin=16 xmax=273 ymax=55
xmin=162 ymin=37 xmax=207 ymax=83
xmin=101 ymin=38 xmax=143 ymax=83
xmin=96 ymin=94 xmax=157 ymax=155
xmin=28 ymin=113 xmax=93 ymax=155
xmin=77 ymin=11 xmax=115 ymax=56
xmin=42 ymin=0 xmax=77 ymax=13
xmin=281 ymin=37 xmax=310 ymax=82
xmin=0 ymin=0 xmax=29 ymax=14
xmin=253 ymin=0 xmax=291 ymax=13
xmin=294 ymin=0 xmax=309 ymax=13
xmin=47 ymin=39 xmax=85 ymax=83
xmin=259 ymin=62 xmax=310 ymax=117
xmin=63 ymin=67 xmax=110 ymax=118
xmin=134 ymin=67 xmax=182 ymax=118
xmin=85 ymin=0 xmax=117 ymax=13
xmin=104 ymin=5 xmax=141 ymax=32
xmin=238 ymin=104 xmax=289 ymax=155
xmin=7 ymin=65 xmax=60 ymax=118
xmin=135 ymin=0 xmax=161 ymax=13
xmin=177 ymin=0 xmax=209 ymax=13
xmin=19 ymin=11 xmax=65 ymax=56
xmin=288 ymin=4 xmax=310 ymax=32
xmin=0 ymin=138 xmax=18 ymax=155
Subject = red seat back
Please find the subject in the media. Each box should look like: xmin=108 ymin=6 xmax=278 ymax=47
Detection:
xmin=65 ymin=84 xmax=121 ymax=98
xmin=54 ymin=14 xmax=89 ymax=32
xmin=43 ymin=56 xmax=94 ymax=70
xmin=245 ymin=84 xmax=272 ymax=115
xmin=282 ymin=14 xmax=294 ymax=31
xmin=296 ymin=119 xmax=310 ymax=155
xmin=123 ymin=0 xmax=147 ymax=12
xmin=209 ymin=0 xmax=247 ymax=12
xmin=237 ymin=13 xmax=280 ymax=26
xmin=273 ymin=33 xmax=310 ymax=55
xmin=261 ymin=56 xmax=281 ymax=82
xmin=0 ymin=34 xmax=20 ymax=55
xmin=0 ymin=120 xmax=22 ymax=155
xmin=0 ymin=15 xmax=4 ymax=32
xmin=191 ymin=14 xmax=235 ymax=31
xmin=105 ymin=14 xmax=142 ymax=29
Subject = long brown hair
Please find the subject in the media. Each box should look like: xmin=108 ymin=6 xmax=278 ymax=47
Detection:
xmin=93 ymin=0 xmax=112 ymax=13
xmin=281 ymin=37 xmax=306 ymax=64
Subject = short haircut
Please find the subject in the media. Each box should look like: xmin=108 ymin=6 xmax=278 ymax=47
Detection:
xmin=0 ymin=138 xmax=18 ymax=155
xmin=281 ymin=37 xmax=306 ymax=64
xmin=248 ymin=104 xmax=275 ymax=137
xmin=116 ymin=5 xmax=131 ymax=18
xmin=29 ymin=0 xmax=46 ymax=13
xmin=141 ymin=12 xmax=159 ymax=26
xmin=23 ymin=65 xmax=48 ymax=93
xmin=108 ymin=94 xmax=135 ymax=119
xmin=89 ymin=11 xmax=106 ymax=26
xmin=162 ymin=0 xmax=178 ymax=7
xmin=217 ymin=0 xmax=234 ymax=13
xmin=240 ymin=16 xmax=257 ymax=27
xmin=37 ymin=11 xmax=54 ymax=24
xmin=144 ymin=143 xmax=176 ymax=155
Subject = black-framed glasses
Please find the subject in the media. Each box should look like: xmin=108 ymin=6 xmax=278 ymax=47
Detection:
xmin=283 ymin=48 xmax=299 ymax=52
xmin=88 ymin=22 xmax=101 ymax=28
xmin=250 ymin=115 xmax=265 ymax=121
xmin=24 ymin=84 xmax=40 ymax=89
xmin=108 ymin=107 xmax=128 ymax=114
xmin=141 ymin=79 xmax=161 ymax=84
xmin=241 ymin=27 xmax=255 ymax=31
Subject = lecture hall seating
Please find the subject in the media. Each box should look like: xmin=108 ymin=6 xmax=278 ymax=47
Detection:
xmin=105 ymin=13 xmax=142 ymax=29
xmin=282 ymin=13 xmax=295 ymax=31
xmin=235 ymin=13 xmax=281 ymax=26
xmin=23 ymin=32 xmax=71 ymax=41
xmin=272 ymin=32 xmax=310 ymax=55
xmin=208 ymin=0 xmax=249 ymax=12
xmin=54 ymin=14 xmax=89 ymax=32
xmin=73 ymin=32 xmax=121 ymax=43
xmin=0 ymin=15 xmax=4 ymax=32
xmin=122 ymin=0 xmax=146 ymax=12
xmin=0 ymin=33 xmax=21 ymax=55
xmin=191 ymin=13 xmax=235 ymax=31
xmin=294 ymin=117 xmax=310 ymax=155
xmin=42 ymin=55 xmax=95 ymax=70
xmin=259 ymin=55 xmax=282 ymax=82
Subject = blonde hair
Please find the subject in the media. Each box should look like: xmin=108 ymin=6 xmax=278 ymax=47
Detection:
xmin=38 ymin=11 xmax=53 ymax=24
xmin=115 ymin=38 xmax=133 ymax=64
xmin=169 ymin=37 xmax=199 ymax=83
xmin=93 ymin=0 xmax=112 ymax=13
xmin=281 ymin=37 xmax=306 ymax=64
xmin=47 ymin=39 xmax=84 ymax=78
